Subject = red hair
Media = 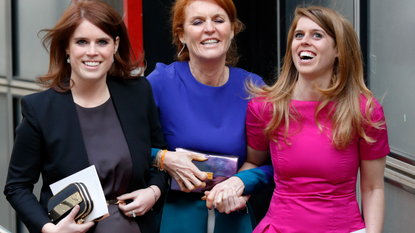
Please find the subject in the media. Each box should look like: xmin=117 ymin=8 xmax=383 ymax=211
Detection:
xmin=38 ymin=0 xmax=144 ymax=92
xmin=171 ymin=0 xmax=244 ymax=66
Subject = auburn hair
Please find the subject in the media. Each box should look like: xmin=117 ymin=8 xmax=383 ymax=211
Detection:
xmin=37 ymin=0 xmax=144 ymax=92
xmin=170 ymin=0 xmax=244 ymax=66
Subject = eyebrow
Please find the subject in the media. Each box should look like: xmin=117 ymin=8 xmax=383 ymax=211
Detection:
xmin=188 ymin=13 xmax=226 ymax=21
xmin=72 ymin=37 xmax=111 ymax=41
xmin=294 ymin=28 xmax=327 ymax=34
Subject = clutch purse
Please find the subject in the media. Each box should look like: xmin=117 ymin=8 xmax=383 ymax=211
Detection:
xmin=171 ymin=148 xmax=238 ymax=193
xmin=47 ymin=182 xmax=94 ymax=224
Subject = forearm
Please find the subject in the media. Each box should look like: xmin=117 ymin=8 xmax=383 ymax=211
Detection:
xmin=361 ymin=188 xmax=385 ymax=233
xmin=238 ymin=161 xmax=258 ymax=172
xmin=6 ymin=191 xmax=50 ymax=233
xmin=147 ymin=169 xmax=167 ymax=212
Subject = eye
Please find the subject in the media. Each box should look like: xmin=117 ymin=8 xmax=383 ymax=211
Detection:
xmin=98 ymin=40 xmax=109 ymax=46
xmin=76 ymin=40 xmax=87 ymax=45
xmin=294 ymin=32 xmax=304 ymax=39
xmin=214 ymin=17 xmax=224 ymax=23
xmin=313 ymin=33 xmax=323 ymax=39
xmin=192 ymin=19 xmax=203 ymax=26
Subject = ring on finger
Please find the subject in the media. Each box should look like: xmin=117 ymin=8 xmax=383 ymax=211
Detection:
xmin=131 ymin=210 xmax=136 ymax=218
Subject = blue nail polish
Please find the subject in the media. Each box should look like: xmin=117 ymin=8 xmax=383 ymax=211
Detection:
xmin=205 ymin=155 xmax=210 ymax=158
xmin=213 ymin=205 xmax=216 ymax=209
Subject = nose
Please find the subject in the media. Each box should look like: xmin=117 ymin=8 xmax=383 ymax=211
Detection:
xmin=204 ymin=21 xmax=215 ymax=33
xmin=301 ymin=34 xmax=311 ymax=45
xmin=86 ymin=43 xmax=98 ymax=55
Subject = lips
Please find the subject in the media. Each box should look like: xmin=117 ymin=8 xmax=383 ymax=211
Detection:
xmin=201 ymin=39 xmax=219 ymax=45
xmin=83 ymin=61 xmax=100 ymax=67
xmin=299 ymin=51 xmax=316 ymax=61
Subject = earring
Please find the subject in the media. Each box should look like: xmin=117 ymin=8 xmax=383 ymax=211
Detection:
xmin=178 ymin=43 xmax=186 ymax=57
xmin=66 ymin=54 xmax=70 ymax=63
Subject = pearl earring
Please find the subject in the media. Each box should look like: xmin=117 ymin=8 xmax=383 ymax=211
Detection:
xmin=66 ymin=54 xmax=70 ymax=63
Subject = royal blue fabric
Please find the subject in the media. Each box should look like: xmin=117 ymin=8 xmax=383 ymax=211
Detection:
xmin=148 ymin=61 xmax=272 ymax=233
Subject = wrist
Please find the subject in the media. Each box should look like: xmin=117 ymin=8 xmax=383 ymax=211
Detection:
xmin=230 ymin=176 xmax=245 ymax=194
xmin=155 ymin=150 xmax=167 ymax=170
xmin=149 ymin=185 xmax=161 ymax=202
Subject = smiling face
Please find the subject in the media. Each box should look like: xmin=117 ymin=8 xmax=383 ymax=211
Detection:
xmin=291 ymin=17 xmax=337 ymax=81
xmin=66 ymin=19 xmax=119 ymax=85
xmin=180 ymin=0 xmax=234 ymax=64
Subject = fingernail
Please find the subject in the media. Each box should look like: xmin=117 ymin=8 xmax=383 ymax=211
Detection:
xmin=205 ymin=155 xmax=210 ymax=158
xmin=213 ymin=205 xmax=216 ymax=209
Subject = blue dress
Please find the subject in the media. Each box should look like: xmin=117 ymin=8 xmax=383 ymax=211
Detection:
xmin=147 ymin=61 xmax=273 ymax=233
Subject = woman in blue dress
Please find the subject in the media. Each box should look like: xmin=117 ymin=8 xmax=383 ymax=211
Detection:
xmin=147 ymin=0 xmax=273 ymax=232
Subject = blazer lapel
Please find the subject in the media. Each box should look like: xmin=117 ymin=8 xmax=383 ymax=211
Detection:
xmin=56 ymin=90 xmax=90 ymax=171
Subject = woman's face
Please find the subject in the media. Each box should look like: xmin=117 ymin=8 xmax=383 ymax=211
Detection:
xmin=291 ymin=17 xmax=337 ymax=80
xmin=66 ymin=19 xmax=119 ymax=84
xmin=180 ymin=0 xmax=234 ymax=64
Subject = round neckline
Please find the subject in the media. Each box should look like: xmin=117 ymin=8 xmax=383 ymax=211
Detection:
xmin=290 ymin=99 xmax=321 ymax=103
xmin=75 ymin=97 xmax=111 ymax=109
xmin=185 ymin=61 xmax=231 ymax=88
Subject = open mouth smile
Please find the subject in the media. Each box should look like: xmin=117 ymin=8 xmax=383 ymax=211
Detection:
xmin=299 ymin=51 xmax=316 ymax=61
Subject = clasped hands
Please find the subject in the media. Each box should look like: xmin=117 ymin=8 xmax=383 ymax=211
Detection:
xmin=163 ymin=151 xmax=249 ymax=214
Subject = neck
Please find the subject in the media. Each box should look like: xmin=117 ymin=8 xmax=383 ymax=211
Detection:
xmin=188 ymin=58 xmax=229 ymax=87
xmin=71 ymin=77 xmax=110 ymax=108
xmin=291 ymin=73 xmax=332 ymax=101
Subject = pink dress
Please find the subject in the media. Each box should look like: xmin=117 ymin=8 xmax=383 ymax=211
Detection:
xmin=246 ymin=96 xmax=389 ymax=233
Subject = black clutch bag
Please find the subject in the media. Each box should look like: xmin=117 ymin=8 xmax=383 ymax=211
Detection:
xmin=47 ymin=182 xmax=94 ymax=224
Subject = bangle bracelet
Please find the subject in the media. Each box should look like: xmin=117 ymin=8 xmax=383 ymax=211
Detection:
xmin=149 ymin=186 xmax=158 ymax=202
xmin=160 ymin=150 xmax=167 ymax=170
xmin=155 ymin=149 xmax=163 ymax=169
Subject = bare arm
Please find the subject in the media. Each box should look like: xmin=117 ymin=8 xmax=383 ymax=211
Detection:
xmin=239 ymin=146 xmax=271 ymax=171
xmin=360 ymin=156 xmax=386 ymax=233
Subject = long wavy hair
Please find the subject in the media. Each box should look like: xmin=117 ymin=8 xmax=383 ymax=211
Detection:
xmin=37 ymin=0 xmax=144 ymax=92
xmin=170 ymin=0 xmax=245 ymax=66
xmin=248 ymin=6 xmax=384 ymax=150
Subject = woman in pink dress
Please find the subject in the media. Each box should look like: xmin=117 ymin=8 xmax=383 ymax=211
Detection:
xmin=206 ymin=5 xmax=389 ymax=233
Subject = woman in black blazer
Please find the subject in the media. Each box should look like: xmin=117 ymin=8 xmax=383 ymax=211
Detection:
xmin=3 ymin=1 xmax=167 ymax=233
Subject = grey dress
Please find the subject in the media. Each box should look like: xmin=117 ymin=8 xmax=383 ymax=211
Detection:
xmin=76 ymin=97 xmax=141 ymax=233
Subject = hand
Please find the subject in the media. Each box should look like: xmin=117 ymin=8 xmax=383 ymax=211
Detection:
xmin=204 ymin=189 xmax=249 ymax=214
xmin=41 ymin=205 xmax=95 ymax=233
xmin=204 ymin=176 xmax=246 ymax=213
xmin=117 ymin=186 xmax=161 ymax=217
xmin=163 ymin=151 xmax=209 ymax=192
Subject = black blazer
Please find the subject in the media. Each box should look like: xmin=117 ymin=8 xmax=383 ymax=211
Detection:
xmin=4 ymin=76 xmax=168 ymax=233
